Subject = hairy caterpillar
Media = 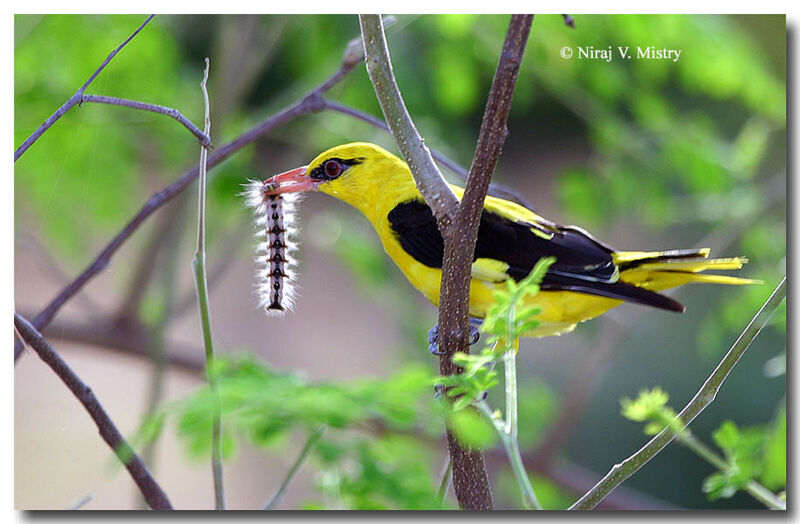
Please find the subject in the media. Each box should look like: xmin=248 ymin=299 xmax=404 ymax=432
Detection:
xmin=243 ymin=180 xmax=302 ymax=316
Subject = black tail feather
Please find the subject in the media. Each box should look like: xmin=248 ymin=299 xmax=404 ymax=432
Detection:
xmin=541 ymin=277 xmax=686 ymax=313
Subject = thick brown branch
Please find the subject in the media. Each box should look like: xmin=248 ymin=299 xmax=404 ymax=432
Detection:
xmin=14 ymin=313 xmax=173 ymax=510
xmin=14 ymin=15 xmax=155 ymax=162
xmin=14 ymin=46 xmax=360 ymax=362
xmin=436 ymin=14 xmax=533 ymax=510
xmin=438 ymin=13 xmax=533 ymax=366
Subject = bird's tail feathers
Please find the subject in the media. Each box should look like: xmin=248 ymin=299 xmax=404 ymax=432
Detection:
xmin=613 ymin=247 xmax=710 ymax=268
xmin=615 ymin=249 xmax=760 ymax=291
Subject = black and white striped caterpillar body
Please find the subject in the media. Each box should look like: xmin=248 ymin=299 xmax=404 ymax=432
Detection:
xmin=244 ymin=180 xmax=302 ymax=316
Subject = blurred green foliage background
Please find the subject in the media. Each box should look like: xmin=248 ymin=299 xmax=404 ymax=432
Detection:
xmin=15 ymin=14 xmax=785 ymax=510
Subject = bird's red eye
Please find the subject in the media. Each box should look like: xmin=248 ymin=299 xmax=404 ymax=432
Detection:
xmin=324 ymin=160 xmax=343 ymax=179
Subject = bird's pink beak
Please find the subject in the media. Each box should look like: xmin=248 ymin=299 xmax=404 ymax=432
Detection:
xmin=262 ymin=166 xmax=317 ymax=196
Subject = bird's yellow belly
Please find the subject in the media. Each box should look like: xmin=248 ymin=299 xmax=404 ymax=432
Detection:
xmin=380 ymin=230 xmax=622 ymax=337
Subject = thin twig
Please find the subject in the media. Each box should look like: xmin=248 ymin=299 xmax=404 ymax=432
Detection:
xmin=569 ymin=276 xmax=787 ymax=509
xmin=14 ymin=15 xmax=155 ymax=162
xmin=14 ymin=34 xmax=363 ymax=362
xmin=504 ymin=349 xmax=541 ymax=509
xmin=192 ymin=57 xmax=225 ymax=510
xmin=530 ymin=458 xmax=678 ymax=509
xmin=478 ymin=399 xmax=541 ymax=510
xmin=263 ymin=427 xmax=325 ymax=510
xmin=13 ymin=313 xmax=173 ymax=510
xmin=359 ymin=12 xmax=533 ymax=510
xmin=80 ymin=94 xmax=211 ymax=146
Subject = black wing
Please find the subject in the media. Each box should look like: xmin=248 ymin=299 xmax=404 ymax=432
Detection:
xmin=387 ymin=199 xmax=684 ymax=313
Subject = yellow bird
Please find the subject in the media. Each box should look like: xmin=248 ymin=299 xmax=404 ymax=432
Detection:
xmin=260 ymin=142 xmax=754 ymax=339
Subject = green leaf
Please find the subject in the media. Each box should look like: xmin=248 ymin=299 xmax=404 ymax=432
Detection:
xmin=448 ymin=408 xmax=497 ymax=450
xmin=712 ymin=420 xmax=740 ymax=451
xmin=703 ymin=472 xmax=738 ymax=500
xmin=620 ymin=387 xmax=670 ymax=422
xmin=760 ymin=406 xmax=786 ymax=491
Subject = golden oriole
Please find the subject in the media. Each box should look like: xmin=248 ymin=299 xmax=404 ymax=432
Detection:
xmin=260 ymin=142 xmax=754 ymax=337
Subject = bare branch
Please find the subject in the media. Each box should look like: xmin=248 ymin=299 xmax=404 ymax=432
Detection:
xmin=441 ymin=14 xmax=534 ymax=510
xmin=13 ymin=312 xmax=173 ymax=510
xmin=263 ymin=427 xmax=325 ymax=510
xmin=532 ymin=459 xmax=677 ymax=510
xmin=192 ymin=57 xmax=225 ymax=510
xmin=14 ymin=39 xmax=362 ymax=362
xmin=359 ymin=14 xmax=460 ymax=229
xmin=14 ymin=15 xmax=155 ymax=162
xmin=80 ymin=94 xmax=211 ymax=147
xmin=570 ymin=276 xmax=787 ymax=509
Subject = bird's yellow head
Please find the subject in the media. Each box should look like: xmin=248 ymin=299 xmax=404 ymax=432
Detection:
xmin=262 ymin=142 xmax=416 ymax=216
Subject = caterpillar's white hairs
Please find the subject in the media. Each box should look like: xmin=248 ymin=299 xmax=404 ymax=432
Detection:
xmin=243 ymin=180 xmax=303 ymax=316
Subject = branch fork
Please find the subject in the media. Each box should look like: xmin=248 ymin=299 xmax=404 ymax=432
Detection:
xmin=360 ymin=13 xmax=534 ymax=510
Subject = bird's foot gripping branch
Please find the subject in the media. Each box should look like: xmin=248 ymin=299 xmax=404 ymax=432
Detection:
xmin=435 ymin=257 xmax=555 ymax=509
xmin=428 ymin=318 xmax=483 ymax=356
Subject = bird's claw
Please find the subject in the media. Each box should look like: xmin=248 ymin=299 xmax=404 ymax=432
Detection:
xmin=427 ymin=324 xmax=444 ymax=355
xmin=427 ymin=318 xmax=483 ymax=356
xmin=434 ymin=383 xmax=445 ymax=399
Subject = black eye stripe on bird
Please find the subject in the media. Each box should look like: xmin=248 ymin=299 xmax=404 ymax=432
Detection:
xmin=243 ymin=180 xmax=302 ymax=316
